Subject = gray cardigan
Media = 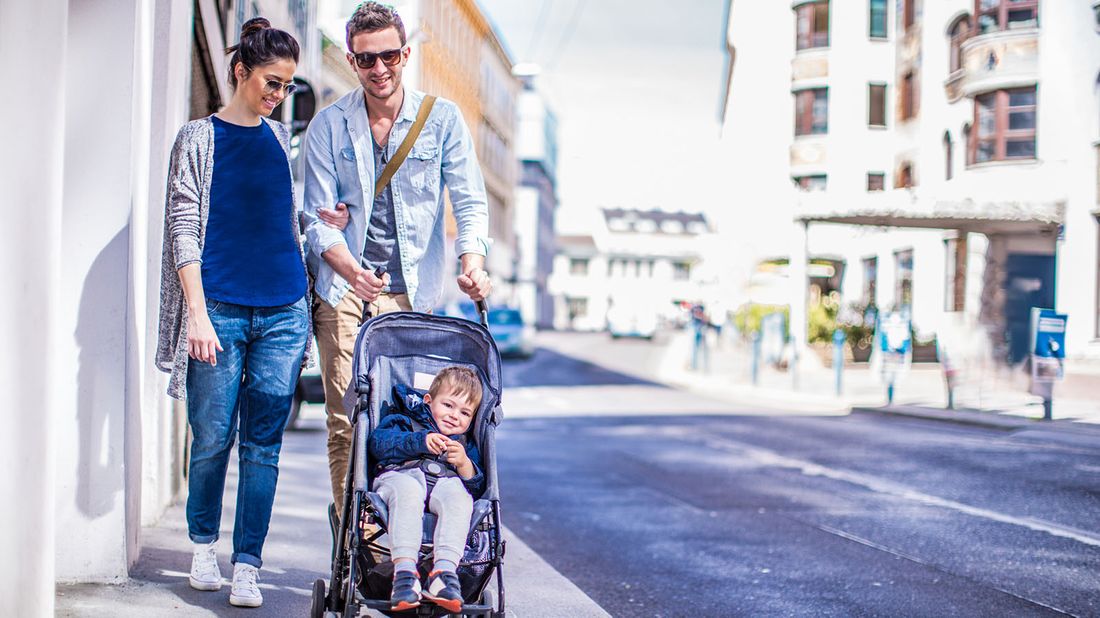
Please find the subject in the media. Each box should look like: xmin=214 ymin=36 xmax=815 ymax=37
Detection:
xmin=156 ymin=115 xmax=312 ymax=399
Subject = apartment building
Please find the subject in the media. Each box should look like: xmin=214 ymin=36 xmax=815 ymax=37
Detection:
xmin=721 ymin=0 xmax=1100 ymax=364
xmin=550 ymin=209 xmax=716 ymax=331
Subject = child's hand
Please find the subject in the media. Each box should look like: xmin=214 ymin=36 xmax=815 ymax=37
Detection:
xmin=442 ymin=440 xmax=469 ymax=467
xmin=442 ymin=441 xmax=475 ymax=479
xmin=425 ymin=433 xmax=449 ymax=455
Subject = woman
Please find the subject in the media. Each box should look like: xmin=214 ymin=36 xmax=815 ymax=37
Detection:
xmin=156 ymin=17 xmax=337 ymax=608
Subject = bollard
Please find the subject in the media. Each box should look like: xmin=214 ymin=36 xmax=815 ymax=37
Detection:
xmin=833 ymin=329 xmax=846 ymax=396
xmin=1043 ymin=398 xmax=1053 ymax=421
xmin=751 ymin=331 xmax=761 ymax=386
xmin=887 ymin=382 xmax=895 ymax=405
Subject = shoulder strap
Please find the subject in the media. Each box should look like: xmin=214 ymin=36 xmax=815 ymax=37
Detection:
xmin=374 ymin=95 xmax=437 ymax=199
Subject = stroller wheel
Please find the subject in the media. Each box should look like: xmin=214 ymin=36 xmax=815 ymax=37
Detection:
xmin=310 ymin=579 xmax=326 ymax=618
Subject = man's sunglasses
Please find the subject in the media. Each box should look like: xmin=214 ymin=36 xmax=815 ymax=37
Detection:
xmin=262 ymin=78 xmax=298 ymax=96
xmin=351 ymin=46 xmax=406 ymax=69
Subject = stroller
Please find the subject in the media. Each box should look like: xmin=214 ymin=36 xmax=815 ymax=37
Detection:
xmin=311 ymin=304 xmax=507 ymax=618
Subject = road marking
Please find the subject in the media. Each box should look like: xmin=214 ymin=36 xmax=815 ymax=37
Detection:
xmin=686 ymin=431 xmax=1100 ymax=548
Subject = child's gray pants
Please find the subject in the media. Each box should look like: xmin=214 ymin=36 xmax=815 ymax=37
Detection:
xmin=374 ymin=468 xmax=473 ymax=566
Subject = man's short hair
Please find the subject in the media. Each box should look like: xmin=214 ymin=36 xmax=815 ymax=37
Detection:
xmin=429 ymin=367 xmax=483 ymax=411
xmin=346 ymin=1 xmax=407 ymax=49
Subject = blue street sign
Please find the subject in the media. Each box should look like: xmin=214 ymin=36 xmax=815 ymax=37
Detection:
xmin=1031 ymin=308 xmax=1067 ymax=359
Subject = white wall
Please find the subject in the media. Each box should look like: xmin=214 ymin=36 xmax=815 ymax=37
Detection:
xmin=0 ymin=0 xmax=69 ymax=613
xmin=1046 ymin=2 xmax=1100 ymax=357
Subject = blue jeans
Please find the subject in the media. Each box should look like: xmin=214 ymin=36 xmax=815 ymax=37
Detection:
xmin=185 ymin=296 xmax=308 ymax=568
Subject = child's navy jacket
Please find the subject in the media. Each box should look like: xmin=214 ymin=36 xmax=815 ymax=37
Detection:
xmin=368 ymin=384 xmax=486 ymax=499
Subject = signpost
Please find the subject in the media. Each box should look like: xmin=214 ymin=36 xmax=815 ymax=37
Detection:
xmin=1028 ymin=307 xmax=1067 ymax=421
xmin=876 ymin=311 xmax=912 ymax=405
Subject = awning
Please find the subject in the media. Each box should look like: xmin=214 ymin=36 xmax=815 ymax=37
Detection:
xmin=796 ymin=193 xmax=1064 ymax=235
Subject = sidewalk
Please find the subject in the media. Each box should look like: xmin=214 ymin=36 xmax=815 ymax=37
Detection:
xmin=658 ymin=329 xmax=1100 ymax=430
xmin=56 ymin=413 xmax=609 ymax=618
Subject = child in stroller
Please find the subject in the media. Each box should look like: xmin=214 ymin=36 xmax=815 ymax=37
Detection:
xmin=312 ymin=308 xmax=505 ymax=618
xmin=369 ymin=368 xmax=485 ymax=612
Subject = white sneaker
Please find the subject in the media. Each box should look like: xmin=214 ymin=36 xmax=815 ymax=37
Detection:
xmin=188 ymin=541 xmax=222 ymax=591
xmin=229 ymin=563 xmax=263 ymax=608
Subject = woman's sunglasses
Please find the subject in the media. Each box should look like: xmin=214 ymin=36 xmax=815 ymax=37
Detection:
xmin=262 ymin=79 xmax=298 ymax=97
xmin=351 ymin=46 xmax=406 ymax=69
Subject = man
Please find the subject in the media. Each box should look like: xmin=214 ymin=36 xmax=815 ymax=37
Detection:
xmin=302 ymin=1 xmax=492 ymax=511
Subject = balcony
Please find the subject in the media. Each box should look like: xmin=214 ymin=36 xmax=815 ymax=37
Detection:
xmin=956 ymin=29 xmax=1039 ymax=99
xmin=791 ymin=49 xmax=829 ymax=86
xmin=789 ymin=136 xmax=827 ymax=173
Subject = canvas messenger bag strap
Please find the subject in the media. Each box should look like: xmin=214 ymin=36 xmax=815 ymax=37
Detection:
xmin=373 ymin=94 xmax=437 ymax=199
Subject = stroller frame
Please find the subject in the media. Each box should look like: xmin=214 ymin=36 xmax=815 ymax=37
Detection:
xmin=312 ymin=304 xmax=507 ymax=618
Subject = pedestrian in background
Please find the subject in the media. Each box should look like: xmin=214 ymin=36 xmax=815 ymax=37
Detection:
xmin=156 ymin=17 xmax=310 ymax=609
xmin=301 ymin=1 xmax=492 ymax=514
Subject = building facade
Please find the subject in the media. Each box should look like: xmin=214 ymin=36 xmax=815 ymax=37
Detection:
xmin=550 ymin=209 xmax=716 ymax=331
xmin=513 ymin=66 xmax=560 ymax=329
xmin=721 ymin=0 xmax=1100 ymax=367
xmin=0 ymin=1 xmax=318 ymax=613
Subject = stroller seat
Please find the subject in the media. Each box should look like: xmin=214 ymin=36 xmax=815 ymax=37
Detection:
xmin=366 ymin=492 xmax=496 ymax=545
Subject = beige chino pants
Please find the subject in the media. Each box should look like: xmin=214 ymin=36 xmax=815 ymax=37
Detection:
xmin=313 ymin=291 xmax=412 ymax=509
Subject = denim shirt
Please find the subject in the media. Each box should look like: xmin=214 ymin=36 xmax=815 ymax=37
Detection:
xmin=302 ymin=88 xmax=490 ymax=311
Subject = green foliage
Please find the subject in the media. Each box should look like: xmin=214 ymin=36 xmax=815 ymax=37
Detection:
xmin=808 ymin=293 xmax=840 ymax=344
xmin=838 ymin=301 xmax=877 ymax=349
xmin=732 ymin=303 xmax=789 ymax=340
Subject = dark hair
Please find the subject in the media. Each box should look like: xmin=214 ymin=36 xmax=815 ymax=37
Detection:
xmin=225 ymin=17 xmax=300 ymax=89
xmin=346 ymin=1 xmax=406 ymax=50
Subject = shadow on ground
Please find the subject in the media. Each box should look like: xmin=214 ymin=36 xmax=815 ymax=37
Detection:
xmin=501 ymin=347 xmax=666 ymax=389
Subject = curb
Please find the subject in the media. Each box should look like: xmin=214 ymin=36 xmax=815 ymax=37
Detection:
xmin=852 ymin=404 xmax=1100 ymax=438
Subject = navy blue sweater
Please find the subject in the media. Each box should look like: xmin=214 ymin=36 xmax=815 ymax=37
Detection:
xmin=368 ymin=384 xmax=486 ymax=499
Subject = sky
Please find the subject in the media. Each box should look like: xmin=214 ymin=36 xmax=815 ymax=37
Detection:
xmin=477 ymin=0 xmax=731 ymax=234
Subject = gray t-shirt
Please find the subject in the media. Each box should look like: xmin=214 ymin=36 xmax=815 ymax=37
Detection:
xmin=362 ymin=134 xmax=406 ymax=293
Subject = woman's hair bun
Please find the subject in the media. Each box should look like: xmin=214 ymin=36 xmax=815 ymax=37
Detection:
xmin=240 ymin=17 xmax=271 ymax=39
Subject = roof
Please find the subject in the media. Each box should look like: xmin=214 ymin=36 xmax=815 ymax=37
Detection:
xmin=601 ymin=208 xmax=711 ymax=235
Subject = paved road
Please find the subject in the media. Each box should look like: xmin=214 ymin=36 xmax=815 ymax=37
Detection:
xmin=496 ymin=332 xmax=1100 ymax=617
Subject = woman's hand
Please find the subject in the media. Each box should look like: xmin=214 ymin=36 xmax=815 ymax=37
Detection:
xmin=425 ymin=432 xmax=449 ymax=455
xmin=187 ymin=310 xmax=223 ymax=365
xmin=317 ymin=202 xmax=350 ymax=230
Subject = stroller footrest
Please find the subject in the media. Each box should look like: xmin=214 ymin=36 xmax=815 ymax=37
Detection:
xmin=357 ymin=596 xmax=492 ymax=615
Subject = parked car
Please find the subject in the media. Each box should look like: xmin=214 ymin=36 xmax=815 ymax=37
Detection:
xmin=606 ymin=304 xmax=658 ymax=340
xmin=288 ymin=340 xmax=325 ymax=429
xmin=487 ymin=307 xmax=535 ymax=358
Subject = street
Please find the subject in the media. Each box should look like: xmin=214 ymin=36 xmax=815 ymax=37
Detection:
xmin=497 ymin=332 xmax=1100 ymax=617
xmin=56 ymin=330 xmax=1100 ymax=617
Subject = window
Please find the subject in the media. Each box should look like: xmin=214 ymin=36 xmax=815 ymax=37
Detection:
xmin=796 ymin=1 xmax=830 ymax=50
xmin=868 ymin=83 xmax=887 ymax=127
xmin=944 ymin=131 xmax=954 ymax=180
xmin=869 ymin=0 xmax=888 ymax=38
xmin=900 ymin=71 xmax=917 ymax=121
xmin=673 ymin=262 xmax=692 ymax=281
xmin=867 ymin=172 xmax=886 ymax=191
xmin=902 ymin=0 xmax=916 ymax=32
xmin=944 ymin=236 xmax=967 ymax=312
xmin=948 ymin=16 xmax=971 ymax=73
xmin=794 ymin=175 xmax=827 ymax=191
xmin=896 ymin=162 xmax=915 ymax=188
xmin=976 ymin=0 xmax=1038 ymax=34
xmin=971 ymin=87 xmax=1037 ymax=163
xmin=569 ymin=258 xmax=589 ymax=276
xmin=565 ymin=296 xmax=588 ymax=321
xmin=862 ymin=256 xmax=878 ymax=306
xmin=794 ymin=88 xmax=829 ymax=136
xmin=894 ymin=249 xmax=914 ymax=310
